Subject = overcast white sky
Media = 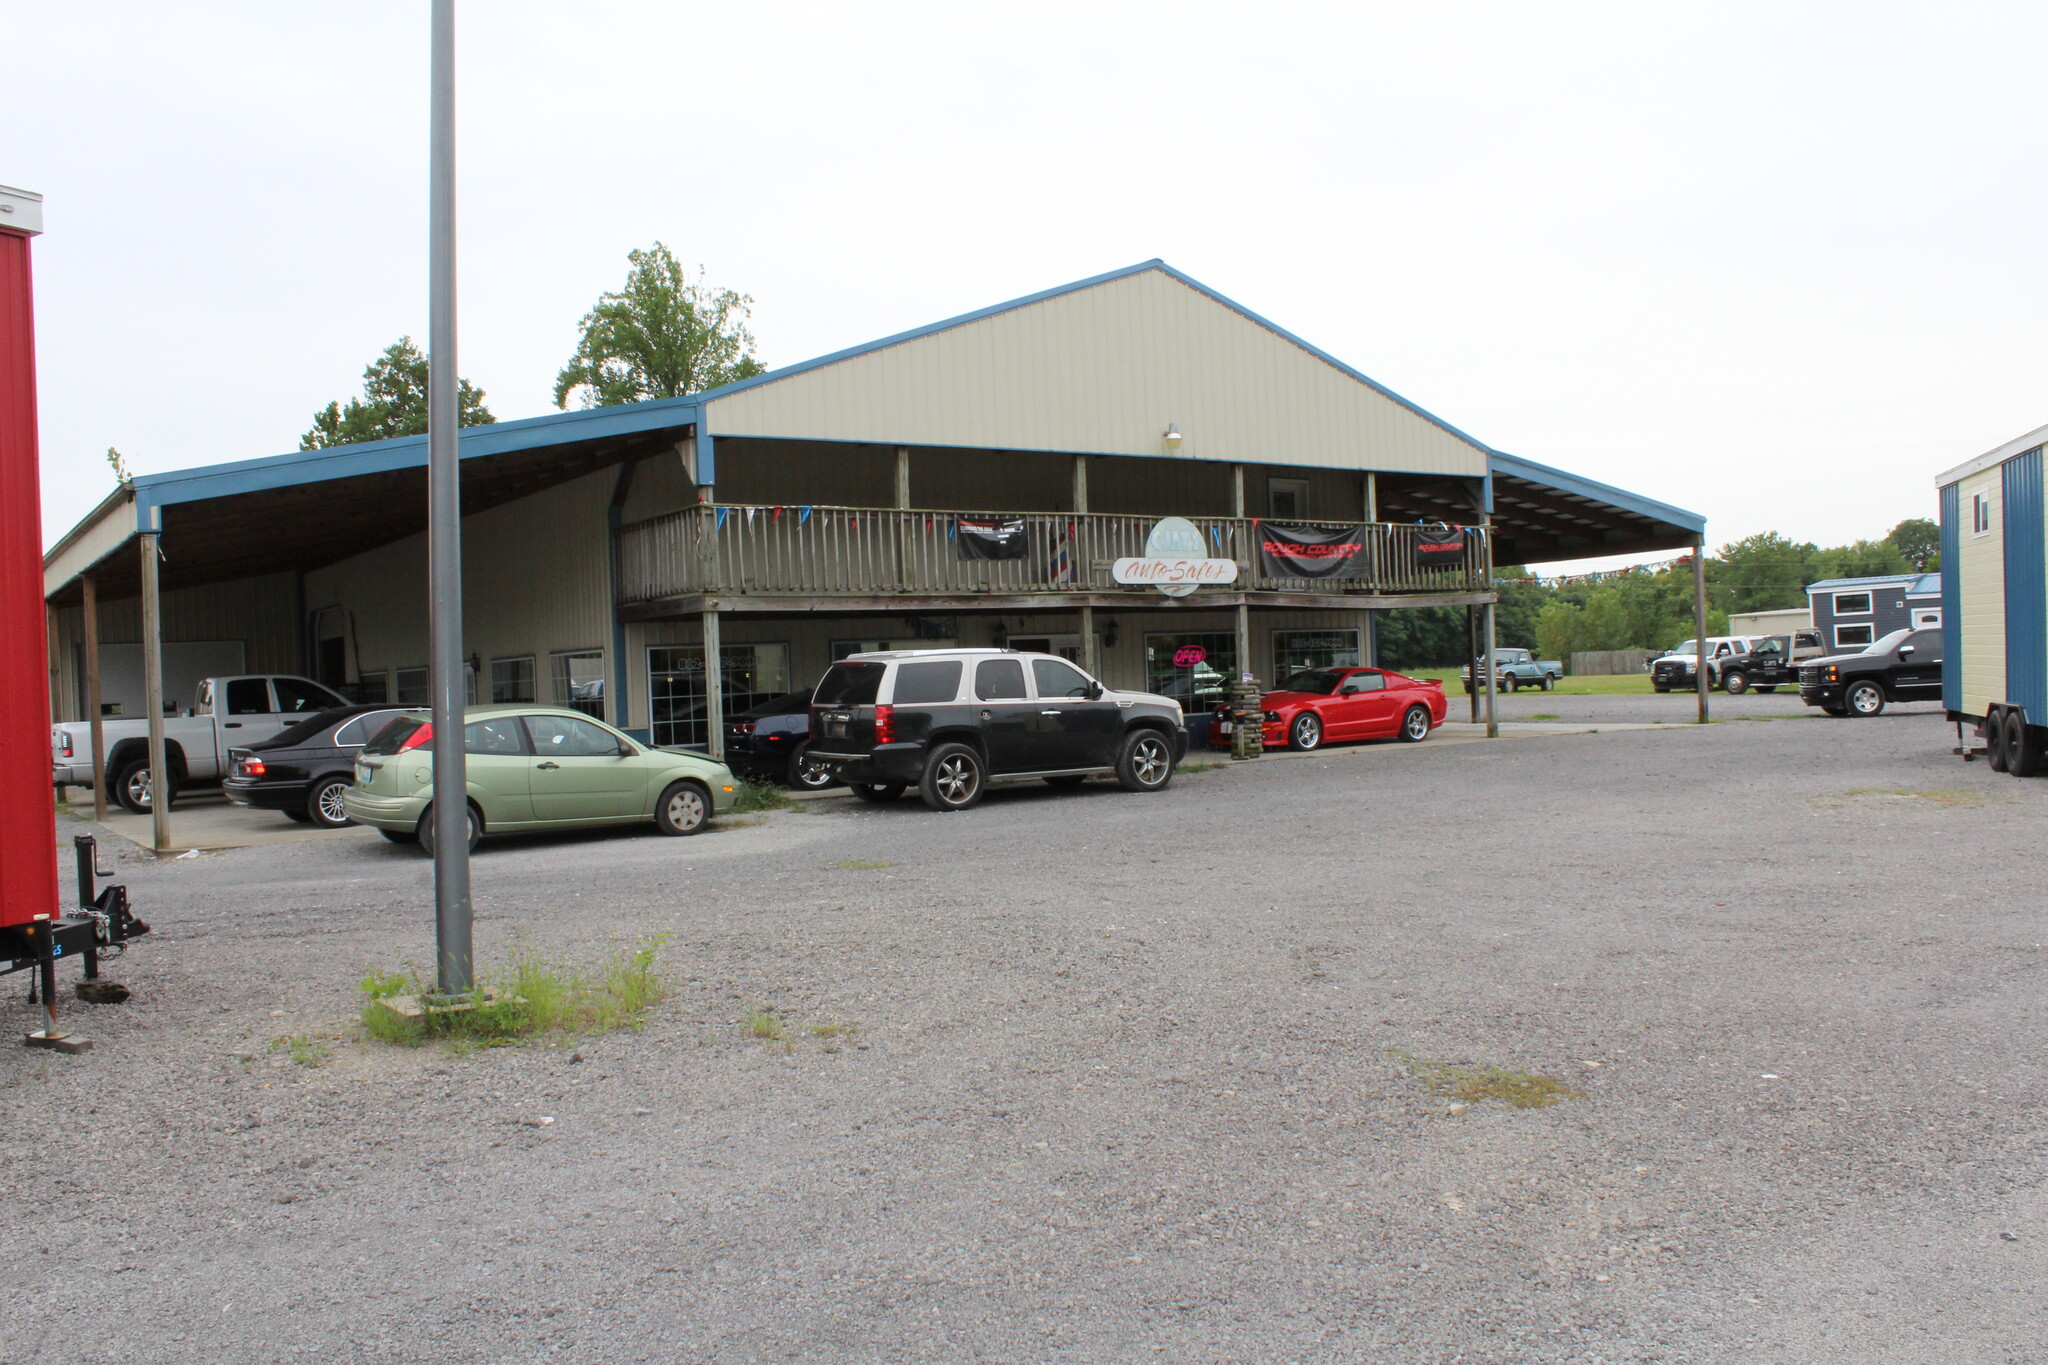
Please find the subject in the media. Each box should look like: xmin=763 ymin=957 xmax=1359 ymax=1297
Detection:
xmin=10 ymin=2 xmax=2046 ymax=568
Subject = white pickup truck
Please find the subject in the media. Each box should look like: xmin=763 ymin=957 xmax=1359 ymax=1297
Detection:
xmin=52 ymin=674 xmax=349 ymax=813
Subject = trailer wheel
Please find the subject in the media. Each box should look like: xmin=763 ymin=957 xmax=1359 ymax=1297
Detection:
xmin=1987 ymin=711 xmax=2011 ymax=772
xmin=2006 ymin=712 xmax=2042 ymax=777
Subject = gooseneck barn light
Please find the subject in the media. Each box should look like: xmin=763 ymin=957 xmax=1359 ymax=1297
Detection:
xmin=1163 ymin=423 xmax=1182 ymax=451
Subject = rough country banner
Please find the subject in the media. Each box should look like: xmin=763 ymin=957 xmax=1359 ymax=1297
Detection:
xmin=953 ymin=515 xmax=1029 ymax=561
xmin=1257 ymin=523 xmax=1370 ymax=579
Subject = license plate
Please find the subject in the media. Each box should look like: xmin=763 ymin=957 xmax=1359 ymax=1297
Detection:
xmin=1216 ymin=721 xmax=1233 ymax=735
xmin=355 ymin=762 xmax=372 ymax=782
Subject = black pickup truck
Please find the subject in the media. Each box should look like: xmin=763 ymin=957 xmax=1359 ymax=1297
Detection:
xmin=1797 ymin=627 xmax=1943 ymax=716
xmin=1717 ymin=630 xmax=1825 ymax=696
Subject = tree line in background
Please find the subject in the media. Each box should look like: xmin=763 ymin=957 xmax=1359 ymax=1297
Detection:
xmin=299 ymin=243 xmax=762 ymax=450
xmin=1374 ymin=517 xmax=1940 ymax=671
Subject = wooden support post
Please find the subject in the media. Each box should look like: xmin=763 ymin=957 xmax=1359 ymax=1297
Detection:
xmin=1231 ymin=464 xmax=1246 ymax=519
xmin=1693 ymin=538 xmax=1710 ymax=725
xmin=1466 ymin=606 xmax=1480 ymax=723
xmin=1357 ymin=610 xmax=1374 ymax=668
xmin=701 ymin=607 xmax=724 ymax=759
xmin=82 ymin=573 xmax=106 ymax=822
xmin=895 ymin=446 xmax=912 ymax=509
xmin=1080 ymin=603 xmax=1098 ymax=678
xmin=1364 ymin=471 xmax=1378 ymax=522
xmin=1071 ymin=454 xmax=1089 ymax=514
xmin=1483 ymin=601 xmax=1499 ymax=740
xmin=895 ymin=446 xmax=913 ymax=589
xmin=1235 ymin=601 xmax=1253 ymax=692
xmin=139 ymin=531 xmax=170 ymax=854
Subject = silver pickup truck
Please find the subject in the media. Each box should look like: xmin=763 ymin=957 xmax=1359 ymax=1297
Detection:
xmin=52 ymin=674 xmax=349 ymax=813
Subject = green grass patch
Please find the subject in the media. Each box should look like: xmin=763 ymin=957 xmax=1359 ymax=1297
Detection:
xmin=1389 ymin=1048 xmax=1584 ymax=1108
xmin=269 ymin=1034 xmax=330 ymax=1067
xmin=829 ymin=858 xmax=900 ymax=871
xmin=1410 ymin=669 xmax=1657 ymax=697
xmin=742 ymin=1001 xmax=860 ymax=1052
xmin=359 ymin=937 xmax=669 ymax=1049
xmin=730 ymin=779 xmax=793 ymax=814
xmin=1526 ymin=712 xmax=1561 ymax=721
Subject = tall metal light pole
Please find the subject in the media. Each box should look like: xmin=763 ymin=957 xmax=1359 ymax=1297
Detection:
xmin=428 ymin=0 xmax=472 ymax=996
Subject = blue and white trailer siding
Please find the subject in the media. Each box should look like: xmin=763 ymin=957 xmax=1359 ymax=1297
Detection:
xmin=1937 ymin=422 xmax=2048 ymax=772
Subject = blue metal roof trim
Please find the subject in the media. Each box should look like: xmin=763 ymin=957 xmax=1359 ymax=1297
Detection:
xmin=692 ymin=259 xmax=1498 ymax=458
xmin=1487 ymin=450 xmax=1705 ymax=534
xmin=128 ymin=397 xmax=701 ymax=523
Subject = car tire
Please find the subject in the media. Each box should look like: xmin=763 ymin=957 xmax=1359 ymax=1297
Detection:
xmin=1505 ymin=676 xmax=1520 ymax=692
xmin=1845 ymin=680 xmax=1885 ymax=717
xmin=655 ymin=779 xmax=711 ymax=835
xmin=1289 ymin=713 xmax=1323 ymax=751
xmin=306 ymin=776 xmax=353 ymax=829
xmin=786 ymin=742 xmax=837 ymax=792
xmin=849 ymin=782 xmax=905 ymax=805
xmin=1722 ymin=670 xmax=1750 ymax=696
xmin=1114 ymin=729 xmax=1175 ymax=793
xmin=112 ymin=758 xmax=170 ymax=815
xmin=1398 ymin=705 xmax=1431 ymax=743
xmin=1540 ymin=675 xmax=1555 ymax=691
xmin=1043 ymin=775 xmax=1088 ymax=788
xmin=416 ymin=803 xmax=481 ymax=856
xmin=920 ymin=743 xmax=986 ymax=811
xmin=2004 ymin=712 xmax=2042 ymax=777
xmin=379 ymin=827 xmax=419 ymax=844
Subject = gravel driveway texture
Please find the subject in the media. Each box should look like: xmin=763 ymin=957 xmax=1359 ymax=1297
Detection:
xmin=2 ymin=699 xmax=2040 ymax=1365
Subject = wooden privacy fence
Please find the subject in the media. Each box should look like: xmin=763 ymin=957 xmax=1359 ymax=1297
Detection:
xmin=615 ymin=506 xmax=1491 ymax=604
xmin=1568 ymin=648 xmax=1656 ymax=676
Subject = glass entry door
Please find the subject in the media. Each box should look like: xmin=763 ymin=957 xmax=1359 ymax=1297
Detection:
xmin=648 ymin=644 xmax=791 ymax=748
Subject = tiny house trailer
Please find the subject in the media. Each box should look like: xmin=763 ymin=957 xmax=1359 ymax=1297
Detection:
xmin=1936 ymin=421 xmax=2048 ymax=775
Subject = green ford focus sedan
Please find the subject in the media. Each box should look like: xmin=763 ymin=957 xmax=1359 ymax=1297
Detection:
xmin=341 ymin=706 xmax=739 ymax=852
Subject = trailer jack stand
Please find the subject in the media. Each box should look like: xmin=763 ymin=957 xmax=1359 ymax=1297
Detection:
xmin=8 ymin=837 xmax=148 ymax=1054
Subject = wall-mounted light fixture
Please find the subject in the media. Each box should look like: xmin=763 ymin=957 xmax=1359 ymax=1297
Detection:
xmin=1163 ymin=423 xmax=1182 ymax=451
xmin=1102 ymin=617 xmax=1120 ymax=649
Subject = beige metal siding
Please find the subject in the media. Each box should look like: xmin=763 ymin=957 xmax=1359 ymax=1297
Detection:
xmin=705 ymin=268 xmax=1487 ymax=476
xmin=42 ymin=491 xmax=135 ymax=597
xmin=1958 ymin=468 xmax=2005 ymax=714
xmin=304 ymin=468 xmax=616 ymax=696
xmin=46 ymin=573 xmax=300 ymax=721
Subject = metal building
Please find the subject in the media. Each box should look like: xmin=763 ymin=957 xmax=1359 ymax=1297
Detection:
xmin=44 ymin=259 xmax=1704 ymax=766
xmin=1937 ymin=421 xmax=2047 ymax=770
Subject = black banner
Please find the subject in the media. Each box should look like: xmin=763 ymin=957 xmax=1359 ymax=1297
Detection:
xmin=1258 ymin=523 xmax=1370 ymax=580
xmin=1414 ymin=523 xmax=1468 ymax=568
xmin=954 ymin=515 xmax=1028 ymax=561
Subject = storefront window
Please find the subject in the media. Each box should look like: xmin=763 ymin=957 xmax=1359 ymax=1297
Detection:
xmin=551 ymin=650 xmax=607 ymax=718
xmin=648 ymin=643 xmax=792 ymax=748
xmin=1144 ymin=632 xmax=1236 ymax=714
xmin=1273 ymin=629 xmax=1360 ymax=677
xmin=490 ymin=656 xmax=536 ymax=704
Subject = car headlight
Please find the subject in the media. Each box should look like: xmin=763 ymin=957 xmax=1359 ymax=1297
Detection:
xmin=1264 ymin=710 xmax=1282 ymax=722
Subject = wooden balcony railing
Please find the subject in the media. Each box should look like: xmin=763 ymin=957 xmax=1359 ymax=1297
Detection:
xmin=615 ymin=506 xmax=1489 ymax=605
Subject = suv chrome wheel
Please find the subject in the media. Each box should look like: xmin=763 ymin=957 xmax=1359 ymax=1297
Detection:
xmin=920 ymin=743 xmax=985 ymax=811
xmin=1115 ymin=731 xmax=1174 ymax=792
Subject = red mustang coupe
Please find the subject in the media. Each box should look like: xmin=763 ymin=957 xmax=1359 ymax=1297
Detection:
xmin=1210 ymin=667 xmax=1447 ymax=751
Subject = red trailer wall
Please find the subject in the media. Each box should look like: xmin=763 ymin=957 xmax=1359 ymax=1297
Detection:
xmin=0 ymin=225 xmax=59 ymax=929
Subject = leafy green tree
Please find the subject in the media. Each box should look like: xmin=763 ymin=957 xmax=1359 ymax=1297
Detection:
xmin=301 ymin=337 xmax=495 ymax=449
xmin=553 ymin=243 xmax=765 ymax=408
xmin=1887 ymin=517 xmax=1939 ymax=571
xmin=1708 ymin=531 xmax=1816 ymax=613
xmin=1811 ymin=537 xmax=1910 ymax=582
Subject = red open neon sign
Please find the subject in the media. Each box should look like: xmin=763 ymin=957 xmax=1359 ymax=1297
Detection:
xmin=1173 ymin=646 xmax=1208 ymax=667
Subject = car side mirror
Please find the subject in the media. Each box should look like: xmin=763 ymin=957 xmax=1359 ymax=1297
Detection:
xmin=1338 ymin=683 xmax=1359 ymax=695
xmin=1898 ymin=645 xmax=1915 ymax=656
xmin=1084 ymin=681 xmax=1104 ymax=700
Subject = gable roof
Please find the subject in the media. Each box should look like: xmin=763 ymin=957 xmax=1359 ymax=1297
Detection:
xmin=699 ymin=260 xmax=1492 ymax=477
xmin=1807 ymin=573 xmax=1939 ymax=595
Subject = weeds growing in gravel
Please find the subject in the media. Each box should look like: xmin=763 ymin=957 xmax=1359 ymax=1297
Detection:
xmin=269 ymin=1034 xmax=330 ymax=1067
xmin=359 ymin=937 xmax=669 ymax=1049
xmin=1388 ymin=1048 xmax=1583 ymax=1109
xmin=830 ymin=858 xmax=900 ymax=871
xmin=742 ymin=1001 xmax=859 ymax=1053
xmin=731 ymin=780 xmax=793 ymax=814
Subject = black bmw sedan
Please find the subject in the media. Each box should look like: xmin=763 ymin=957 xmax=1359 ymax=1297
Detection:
xmin=224 ymin=704 xmax=420 ymax=827
xmin=723 ymin=690 xmax=837 ymax=791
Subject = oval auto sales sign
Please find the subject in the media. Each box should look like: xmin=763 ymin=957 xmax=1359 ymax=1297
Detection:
xmin=1113 ymin=517 xmax=1238 ymax=598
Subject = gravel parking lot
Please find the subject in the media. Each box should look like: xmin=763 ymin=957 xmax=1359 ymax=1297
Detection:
xmin=4 ymin=696 xmax=2042 ymax=1365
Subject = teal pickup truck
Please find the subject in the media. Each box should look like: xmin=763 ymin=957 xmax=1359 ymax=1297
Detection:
xmin=1460 ymin=648 xmax=1564 ymax=693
